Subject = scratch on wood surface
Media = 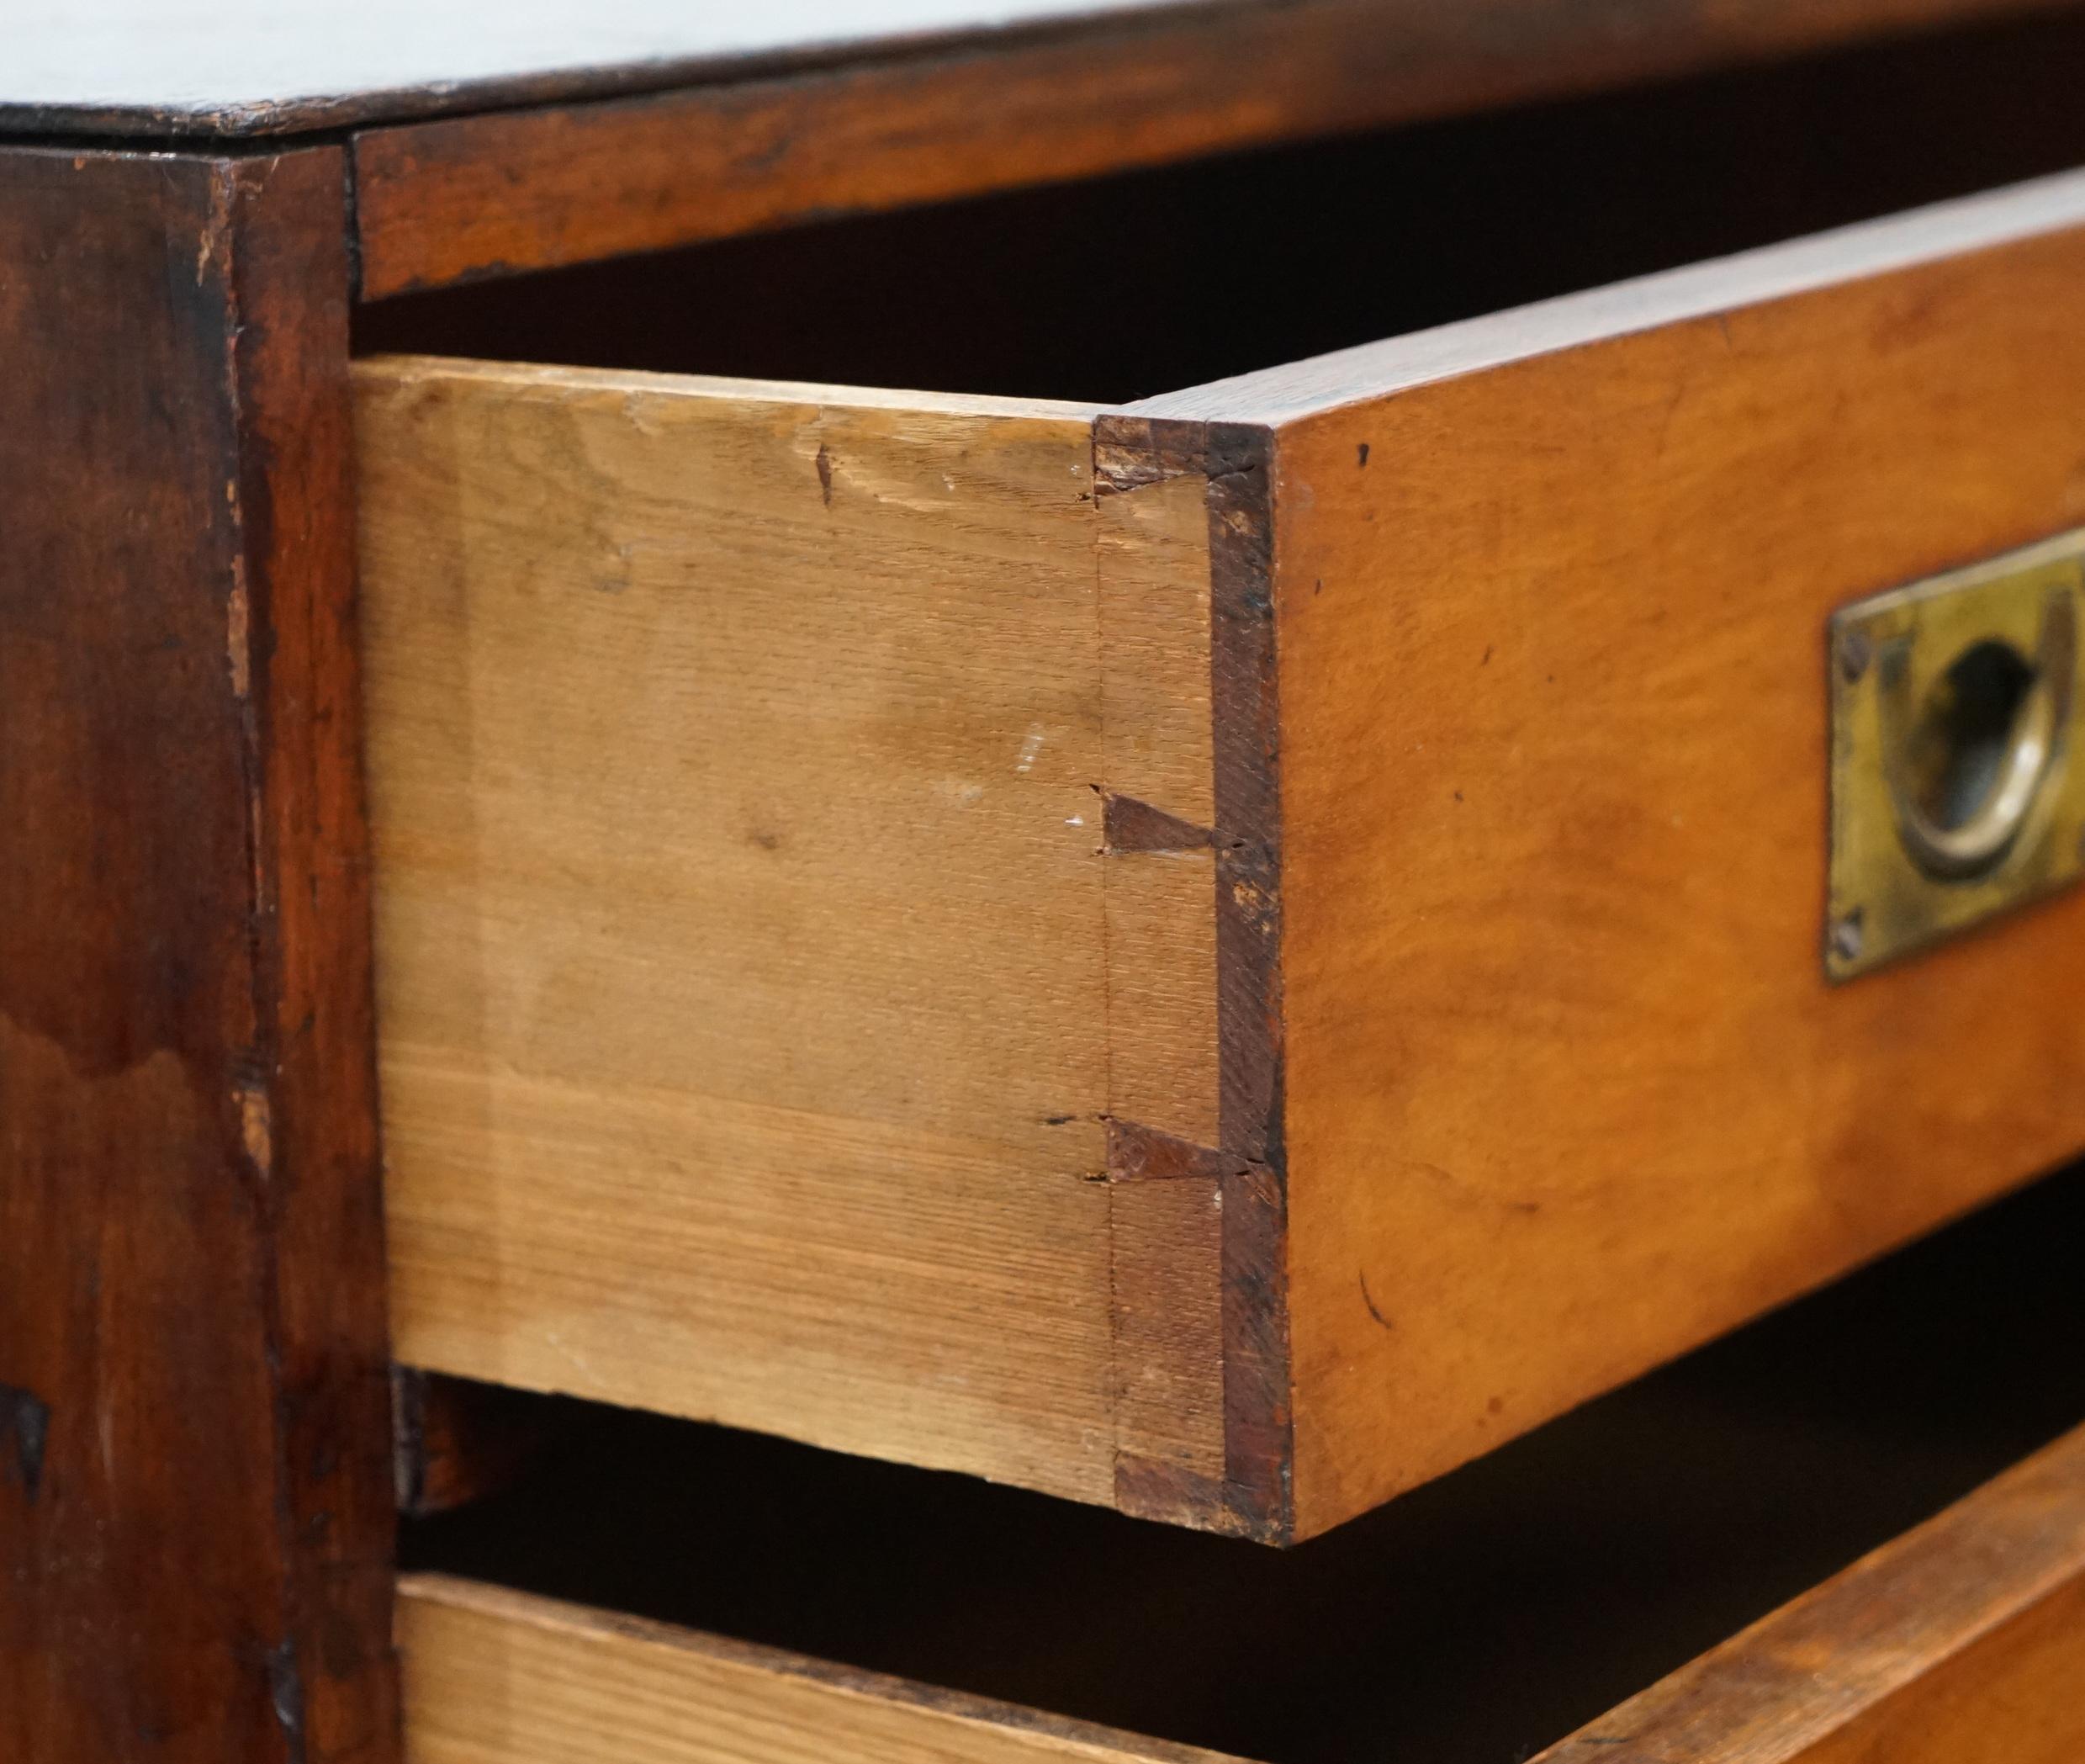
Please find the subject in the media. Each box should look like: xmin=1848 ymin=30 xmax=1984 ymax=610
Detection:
xmin=1358 ymin=1272 xmax=1394 ymax=1335
xmin=226 ymin=571 xmax=251 ymax=698
xmin=267 ymin=1637 xmax=307 ymax=1761
xmin=197 ymin=162 xmax=236 ymax=284
xmin=237 ymin=1083 xmax=273 ymax=1179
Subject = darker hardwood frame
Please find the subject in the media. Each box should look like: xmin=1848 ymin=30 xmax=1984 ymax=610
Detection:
xmin=8 ymin=0 xmax=2061 ymax=145
xmin=347 ymin=0 xmax=2072 ymax=298
xmin=0 ymin=146 xmax=400 ymax=1763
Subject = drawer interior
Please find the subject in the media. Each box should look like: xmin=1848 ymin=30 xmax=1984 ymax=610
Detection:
xmin=357 ymin=6 xmax=2085 ymax=400
xmin=401 ymin=1156 xmax=2085 ymax=1764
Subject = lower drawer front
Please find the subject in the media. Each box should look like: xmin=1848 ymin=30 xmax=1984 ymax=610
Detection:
xmin=361 ymin=167 xmax=2085 ymax=1544
xmin=397 ymin=1578 xmax=1225 ymax=1764
xmin=400 ymin=1422 xmax=2085 ymax=1764
xmin=1541 ymin=1428 xmax=2085 ymax=1763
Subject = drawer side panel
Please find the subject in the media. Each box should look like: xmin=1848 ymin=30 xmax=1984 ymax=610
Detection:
xmin=357 ymin=359 xmax=1118 ymax=1501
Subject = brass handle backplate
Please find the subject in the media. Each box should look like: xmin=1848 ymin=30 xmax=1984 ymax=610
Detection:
xmin=1827 ymin=530 xmax=2085 ymax=981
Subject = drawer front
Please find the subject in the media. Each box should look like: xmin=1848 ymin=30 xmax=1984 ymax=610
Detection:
xmin=398 ymin=1422 xmax=2085 ymax=1763
xmin=397 ymin=1576 xmax=1237 ymax=1764
xmin=1129 ymin=166 xmax=2085 ymax=1537
xmin=359 ymin=168 xmax=2085 ymax=1544
xmin=1532 ymin=1422 xmax=2085 ymax=1763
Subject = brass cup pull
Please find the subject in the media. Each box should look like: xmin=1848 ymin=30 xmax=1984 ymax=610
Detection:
xmin=1879 ymin=592 xmax=2075 ymax=881
xmin=1828 ymin=532 xmax=2085 ymax=981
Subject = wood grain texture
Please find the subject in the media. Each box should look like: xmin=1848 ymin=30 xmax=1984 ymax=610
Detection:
xmin=398 ymin=1574 xmax=1246 ymax=1764
xmin=1093 ymin=453 xmax=1232 ymax=1519
xmin=347 ymin=0 xmax=2066 ymax=296
xmin=1537 ymin=1422 xmax=2085 ymax=1763
xmin=1098 ymin=467 xmax=1214 ymax=831
xmin=0 ymin=148 xmax=398 ymax=1761
xmin=1102 ymin=850 xmax=1218 ymax=1143
xmin=1107 ymin=1136 xmax=1226 ymax=1511
xmin=358 ymin=357 xmax=1204 ymax=1504
xmin=1219 ymin=175 xmax=2085 ymax=1536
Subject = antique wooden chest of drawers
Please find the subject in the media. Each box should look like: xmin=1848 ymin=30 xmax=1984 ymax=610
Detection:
xmin=8 ymin=3 xmax=2085 ymax=1760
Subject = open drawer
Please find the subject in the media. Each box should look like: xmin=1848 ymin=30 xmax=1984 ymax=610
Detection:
xmin=394 ymin=1179 xmax=2085 ymax=1764
xmin=400 ymin=1417 xmax=2085 ymax=1763
xmin=401 ymin=1426 xmax=2085 ymax=1762
xmin=356 ymin=148 xmax=2085 ymax=1541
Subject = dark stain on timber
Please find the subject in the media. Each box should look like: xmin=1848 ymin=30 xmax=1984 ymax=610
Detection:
xmin=1108 ymin=1118 xmax=1232 ymax=1184
xmin=1357 ymin=442 xmax=1370 ymax=466
xmin=0 ymin=1383 xmax=51 ymax=1501
xmin=815 ymin=442 xmax=833 ymax=506
xmin=1103 ymin=792 xmax=1214 ymax=853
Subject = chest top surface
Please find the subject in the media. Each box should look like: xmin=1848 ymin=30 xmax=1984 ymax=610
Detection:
xmin=3 ymin=0 xmax=1182 ymax=135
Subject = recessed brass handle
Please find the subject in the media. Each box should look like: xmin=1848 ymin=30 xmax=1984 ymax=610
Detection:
xmin=1827 ymin=531 xmax=2085 ymax=982
xmin=1877 ymin=591 xmax=2074 ymax=881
